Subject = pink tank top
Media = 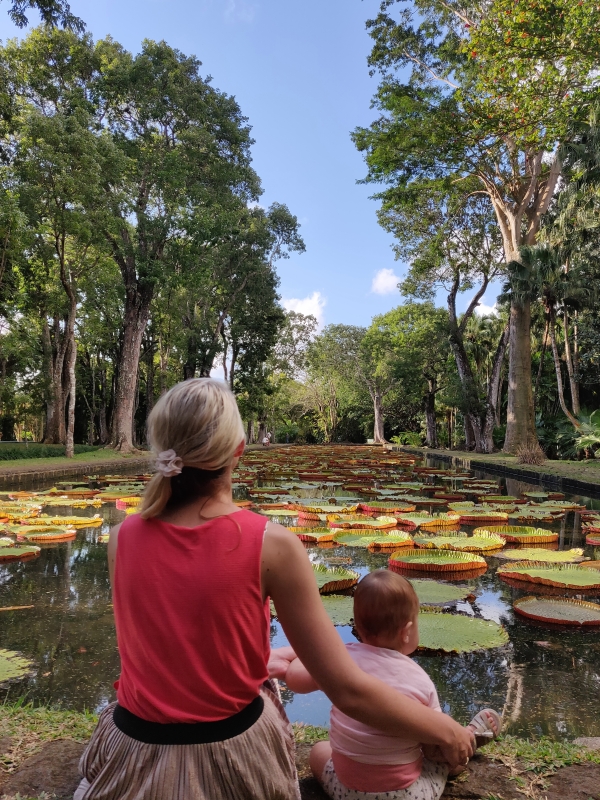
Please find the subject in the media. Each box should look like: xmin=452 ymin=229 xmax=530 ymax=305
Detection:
xmin=113 ymin=509 xmax=270 ymax=723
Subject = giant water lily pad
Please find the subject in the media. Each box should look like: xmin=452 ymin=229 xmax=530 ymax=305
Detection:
xmin=497 ymin=548 xmax=585 ymax=563
xmin=409 ymin=580 xmax=473 ymax=606
xmin=389 ymin=549 xmax=487 ymax=573
xmin=287 ymin=527 xmax=334 ymax=542
xmin=417 ymin=610 xmax=508 ymax=654
xmin=261 ymin=508 xmax=298 ymax=517
xmin=313 ymin=563 xmax=359 ymax=593
xmin=358 ymin=501 xmax=416 ymax=513
xmin=321 ymin=595 xmax=354 ymax=625
xmin=474 ymin=526 xmax=558 ymax=545
xmin=413 ymin=532 xmax=505 ymax=553
xmin=329 ymin=515 xmax=397 ymax=530
xmin=513 ymin=596 xmax=600 ymax=626
xmin=0 ymin=546 xmax=41 ymax=562
xmin=0 ymin=648 xmax=32 ymax=682
xmin=333 ymin=531 xmax=413 ymax=549
xmin=498 ymin=562 xmax=600 ymax=590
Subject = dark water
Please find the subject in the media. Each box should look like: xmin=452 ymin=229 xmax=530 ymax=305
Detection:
xmin=0 ymin=465 xmax=599 ymax=741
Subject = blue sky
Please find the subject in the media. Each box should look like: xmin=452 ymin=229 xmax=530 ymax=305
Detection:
xmin=0 ymin=0 xmax=499 ymax=327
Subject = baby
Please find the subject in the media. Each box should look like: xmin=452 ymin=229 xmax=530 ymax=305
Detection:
xmin=269 ymin=570 xmax=500 ymax=800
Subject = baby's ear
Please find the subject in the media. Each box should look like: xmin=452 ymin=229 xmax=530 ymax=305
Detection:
xmin=401 ymin=619 xmax=414 ymax=643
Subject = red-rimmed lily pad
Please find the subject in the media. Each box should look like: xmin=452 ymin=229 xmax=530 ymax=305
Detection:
xmin=498 ymin=562 xmax=600 ymax=591
xmin=313 ymin=563 xmax=359 ymax=594
xmin=497 ymin=547 xmax=585 ymax=563
xmin=413 ymin=531 xmax=505 ymax=553
xmin=0 ymin=545 xmax=41 ymax=562
xmin=474 ymin=526 xmax=558 ymax=545
xmin=388 ymin=549 xmax=487 ymax=573
xmin=513 ymin=596 xmax=600 ymax=626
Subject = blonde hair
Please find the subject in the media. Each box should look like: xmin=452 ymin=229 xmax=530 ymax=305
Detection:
xmin=140 ymin=378 xmax=245 ymax=519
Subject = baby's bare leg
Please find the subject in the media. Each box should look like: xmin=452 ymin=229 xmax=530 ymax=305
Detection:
xmin=310 ymin=740 xmax=333 ymax=784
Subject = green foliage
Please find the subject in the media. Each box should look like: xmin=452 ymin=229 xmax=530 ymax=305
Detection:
xmin=390 ymin=431 xmax=422 ymax=446
xmin=0 ymin=444 xmax=98 ymax=460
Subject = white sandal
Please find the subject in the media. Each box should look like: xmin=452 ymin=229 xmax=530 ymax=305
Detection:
xmin=468 ymin=708 xmax=502 ymax=747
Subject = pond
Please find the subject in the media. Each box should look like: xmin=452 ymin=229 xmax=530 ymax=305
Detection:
xmin=0 ymin=449 xmax=599 ymax=742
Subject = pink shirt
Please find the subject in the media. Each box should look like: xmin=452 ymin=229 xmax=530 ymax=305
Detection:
xmin=330 ymin=642 xmax=441 ymax=791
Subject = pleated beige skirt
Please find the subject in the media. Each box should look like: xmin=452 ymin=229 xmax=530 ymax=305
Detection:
xmin=75 ymin=683 xmax=301 ymax=800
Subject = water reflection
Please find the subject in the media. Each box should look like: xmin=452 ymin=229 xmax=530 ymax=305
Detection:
xmin=0 ymin=467 xmax=598 ymax=740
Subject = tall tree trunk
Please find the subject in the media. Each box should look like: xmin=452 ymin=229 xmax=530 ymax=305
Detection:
xmin=480 ymin=324 xmax=510 ymax=454
xmin=503 ymin=299 xmax=537 ymax=451
xmin=44 ymin=316 xmax=68 ymax=444
xmin=424 ymin=380 xmax=437 ymax=448
xmin=97 ymin=367 xmax=109 ymax=444
xmin=464 ymin=415 xmax=475 ymax=450
xmin=64 ymin=334 xmax=76 ymax=458
xmin=246 ymin=418 xmax=254 ymax=444
xmin=145 ymin=339 xmax=155 ymax=433
xmin=563 ymin=309 xmax=580 ymax=417
xmin=549 ymin=314 xmax=580 ymax=429
xmin=111 ymin=291 xmax=151 ymax=451
xmin=534 ymin=319 xmax=549 ymax=407
xmin=372 ymin=391 xmax=386 ymax=443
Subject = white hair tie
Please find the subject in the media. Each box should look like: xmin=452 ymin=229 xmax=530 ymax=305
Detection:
xmin=156 ymin=449 xmax=184 ymax=477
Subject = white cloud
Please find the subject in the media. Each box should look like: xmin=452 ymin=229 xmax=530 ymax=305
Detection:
xmin=371 ymin=268 xmax=400 ymax=295
xmin=225 ymin=0 xmax=258 ymax=23
xmin=475 ymin=302 xmax=499 ymax=316
xmin=283 ymin=291 xmax=326 ymax=329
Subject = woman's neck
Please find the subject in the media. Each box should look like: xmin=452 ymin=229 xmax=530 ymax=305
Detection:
xmin=159 ymin=474 xmax=240 ymax=527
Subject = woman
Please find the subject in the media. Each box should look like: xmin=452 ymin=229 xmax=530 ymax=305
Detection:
xmin=76 ymin=379 xmax=473 ymax=800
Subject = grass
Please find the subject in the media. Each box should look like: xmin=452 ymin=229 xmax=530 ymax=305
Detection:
xmin=0 ymin=449 xmax=151 ymax=473
xmin=486 ymin=734 xmax=600 ymax=771
xmin=0 ymin=701 xmax=97 ymax=774
xmin=292 ymin=723 xmax=329 ymax=745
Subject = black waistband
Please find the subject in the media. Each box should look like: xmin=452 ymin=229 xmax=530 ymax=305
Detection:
xmin=112 ymin=695 xmax=264 ymax=745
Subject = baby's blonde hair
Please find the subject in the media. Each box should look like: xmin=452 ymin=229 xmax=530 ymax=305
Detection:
xmin=140 ymin=378 xmax=245 ymax=518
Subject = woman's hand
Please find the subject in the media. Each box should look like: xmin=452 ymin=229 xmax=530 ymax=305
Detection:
xmin=432 ymin=723 xmax=475 ymax=769
xmin=268 ymin=646 xmax=297 ymax=680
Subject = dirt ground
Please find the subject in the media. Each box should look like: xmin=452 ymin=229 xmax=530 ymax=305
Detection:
xmin=1 ymin=737 xmax=599 ymax=800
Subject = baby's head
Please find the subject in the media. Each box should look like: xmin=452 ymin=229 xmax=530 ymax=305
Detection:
xmin=354 ymin=570 xmax=419 ymax=654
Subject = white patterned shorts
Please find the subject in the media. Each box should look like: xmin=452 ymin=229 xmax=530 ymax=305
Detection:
xmin=321 ymin=757 xmax=449 ymax=800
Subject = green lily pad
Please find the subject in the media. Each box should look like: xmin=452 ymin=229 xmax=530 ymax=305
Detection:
xmin=321 ymin=595 xmax=355 ymax=625
xmin=474 ymin=526 xmax=558 ymax=544
xmin=0 ymin=546 xmax=41 ymax=562
xmin=413 ymin=532 xmax=505 ymax=553
xmin=389 ymin=549 xmax=487 ymax=572
xmin=313 ymin=563 xmax=359 ymax=593
xmin=513 ymin=596 xmax=600 ymax=626
xmin=0 ymin=648 xmax=32 ymax=682
xmin=498 ymin=548 xmax=585 ymax=563
xmin=418 ymin=610 xmax=508 ymax=653
xmin=409 ymin=580 xmax=473 ymax=605
xmin=498 ymin=563 xmax=600 ymax=590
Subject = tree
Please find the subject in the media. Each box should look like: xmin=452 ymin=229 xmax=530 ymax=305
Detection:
xmin=352 ymin=0 xmax=600 ymax=451
xmin=373 ymin=303 xmax=450 ymax=447
xmin=3 ymin=0 xmax=83 ymax=30
xmin=396 ymin=187 xmax=509 ymax=452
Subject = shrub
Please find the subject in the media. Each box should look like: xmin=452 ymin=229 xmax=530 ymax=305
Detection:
xmin=390 ymin=432 xmax=423 ymax=447
xmin=516 ymin=442 xmax=546 ymax=466
xmin=0 ymin=444 xmax=99 ymax=461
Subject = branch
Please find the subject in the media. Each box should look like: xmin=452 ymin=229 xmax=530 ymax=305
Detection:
xmin=436 ymin=0 xmax=475 ymax=27
xmin=459 ymin=272 xmax=490 ymax=335
xmin=402 ymin=51 xmax=459 ymax=89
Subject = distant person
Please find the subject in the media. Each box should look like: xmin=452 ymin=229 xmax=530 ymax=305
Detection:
xmin=75 ymin=379 xmax=474 ymax=800
xmin=262 ymin=432 xmax=270 ymax=447
xmin=269 ymin=571 xmax=500 ymax=800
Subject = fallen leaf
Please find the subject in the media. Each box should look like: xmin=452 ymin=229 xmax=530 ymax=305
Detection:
xmin=42 ymin=671 xmax=51 ymax=677
xmin=0 ymin=605 xmax=34 ymax=612
xmin=91 ymin=661 xmax=99 ymax=666
xmin=77 ymin=647 xmax=87 ymax=653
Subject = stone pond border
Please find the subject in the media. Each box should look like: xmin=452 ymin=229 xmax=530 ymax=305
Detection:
xmin=396 ymin=446 xmax=600 ymax=499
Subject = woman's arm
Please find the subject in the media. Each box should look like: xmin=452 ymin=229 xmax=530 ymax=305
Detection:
xmin=262 ymin=523 xmax=475 ymax=769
